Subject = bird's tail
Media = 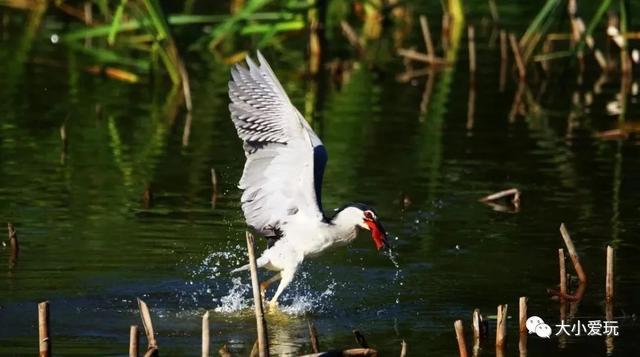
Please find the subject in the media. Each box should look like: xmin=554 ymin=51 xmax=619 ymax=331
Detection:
xmin=231 ymin=256 xmax=269 ymax=273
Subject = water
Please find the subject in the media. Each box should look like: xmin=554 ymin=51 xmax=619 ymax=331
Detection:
xmin=1 ymin=2 xmax=640 ymax=356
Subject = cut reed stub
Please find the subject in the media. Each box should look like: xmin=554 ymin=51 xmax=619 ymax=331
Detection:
xmin=454 ymin=320 xmax=468 ymax=357
xmin=518 ymin=297 xmax=527 ymax=356
xmin=400 ymin=340 xmax=407 ymax=357
xmin=129 ymin=325 xmax=139 ymax=357
xmin=495 ymin=304 xmax=508 ymax=349
xmin=202 ymin=311 xmax=210 ymax=357
xmin=38 ymin=301 xmax=51 ymax=357
xmin=606 ymin=246 xmax=614 ymax=304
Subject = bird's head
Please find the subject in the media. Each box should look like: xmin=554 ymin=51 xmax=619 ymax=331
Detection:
xmin=336 ymin=204 xmax=389 ymax=251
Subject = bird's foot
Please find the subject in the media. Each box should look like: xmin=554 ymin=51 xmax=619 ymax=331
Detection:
xmin=266 ymin=300 xmax=279 ymax=312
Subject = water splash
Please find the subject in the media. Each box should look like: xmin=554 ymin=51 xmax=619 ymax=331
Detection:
xmin=214 ymin=277 xmax=251 ymax=313
xmin=382 ymin=244 xmax=404 ymax=306
xmin=279 ymin=279 xmax=338 ymax=315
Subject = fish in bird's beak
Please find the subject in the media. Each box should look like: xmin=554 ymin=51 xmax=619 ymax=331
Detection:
xmin=363 ymin=214 xmax=390 ymax=251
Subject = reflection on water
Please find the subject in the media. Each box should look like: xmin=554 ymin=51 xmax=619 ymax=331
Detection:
xmin=1 ymin=2 xmax=640 ymax=357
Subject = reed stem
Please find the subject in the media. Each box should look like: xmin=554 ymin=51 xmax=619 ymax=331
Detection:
xmin=38 ymin=301 xmax=50 ymax=357
xmin=130 ymin=325 xmax=139 ymax=357
xmin=454 ymin=320 xmax=468 ymax=357
xmin=246 ymin=231 xmax=269 ymax=357
xmin=559 ymin=223 xmax=587 ymax=284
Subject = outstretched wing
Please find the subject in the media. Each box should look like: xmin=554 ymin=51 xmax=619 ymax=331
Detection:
xmin=228 ymin=51 xmax=327 ymax=240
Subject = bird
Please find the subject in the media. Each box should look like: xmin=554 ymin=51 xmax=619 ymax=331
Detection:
xmin=228 ymin=51 xmax=389 ymax=307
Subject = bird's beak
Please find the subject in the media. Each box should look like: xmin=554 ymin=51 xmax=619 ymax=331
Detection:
xmin=364 ymin=219 xmax=389 ymax=251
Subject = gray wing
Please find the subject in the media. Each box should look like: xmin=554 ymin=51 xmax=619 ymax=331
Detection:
xmin=228 ymin=51 xmax=326 ymax=238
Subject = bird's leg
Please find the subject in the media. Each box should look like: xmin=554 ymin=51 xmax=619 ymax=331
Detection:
xmin=268 ymin=267 xmax=296 ymax=309
xmin=259 ymin=272 xmax=281 ymax=304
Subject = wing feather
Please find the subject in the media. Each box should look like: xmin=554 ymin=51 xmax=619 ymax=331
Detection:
xmin=228 ymin=51 xmax=327 ymax=238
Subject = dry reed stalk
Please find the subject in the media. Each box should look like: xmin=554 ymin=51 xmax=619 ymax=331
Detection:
xmin=397 ymin=48 xmax=449 ymax=65
xmin=518 ymin=297 xmax=527 ymax=335
xmin=479 ymin=188 xmax=520 ymax=204
xmin=559 ymin=248 xmax=567 ymax=298
xmin=300 ymin=349 xmax=377 ymax=357
xmin=419 ymin=15 xmax=435 ymax=58
xmin=202 ymin=311 xmax=210 ymax=357
xmin=467 ymin=85 xmax=476 ymax=131
xmin=468 ymin=25 xmax=476 ymax=75
xmin=211 ymin=168 xmax=218 ymax=208
xmin=496 ymin=304 xmax=507 ymax=349
xmin=400 ymin=340 xmax=407 ymax=357
xmin=246 ymin=232 xmax=269 ymax=357
xmin=137 ymin=298 xmax=158 ymax=356
xmin=340 ymin=21 xmax=364 ymax=55
xmin=8 ymin=223 xmax=18 ymax=268
xmin=508 ymin=33 xmax=526 ymax=79
xmin=559 ymin=224 xmax=587 ymax=284
xmin=454 ymin=320 xmax=468 ymax=357
xmin=499 ymin=30 xmax=508 ymax=61
xmin=472 ymin=309 xmax=482 ymax=357
xmin=38 ymin=301 xmax=50 ymax=357
xmin=606 ymin=246 xmax=614 ymax=304
xmin=308 ymin=322 xmax=319 ymax=353
xmin=130 ymin=325 xmax=139 ymax=357
xmin=182 ymin=112 xmax=192 ymax=147
xmin=518 ymin=297 xmax=527 ymax=356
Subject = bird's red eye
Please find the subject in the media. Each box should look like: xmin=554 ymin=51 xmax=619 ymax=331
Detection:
xmin=364 ymin=211 xmax=374 ymax=220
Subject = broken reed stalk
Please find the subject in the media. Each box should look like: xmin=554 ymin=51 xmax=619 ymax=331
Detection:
xmin=496 ymin=304 xmax=508 ymax=349
xmin=308 ymin=322 xmax=320 ymax=353
xmin=202 ymin=311 xmax=210 ymax=357
xmin=137 ymin=298 xmax=158 ymax=356
xmin=606 ymin=245 xmax=614 ymax=304
xmin=419 ymin=15 xmax=435 ymax=58
xmin=353 ymin=329 xmax=368 ymax=348
xmin=400 ymin=340 xmax=407 ymax=357
xmin=479 ymin=188 xmax=520 ymax=204
xmin=508 ymin=33 xmax=526 ymax=80
xmin=454 ymin=320 xmax=468 ymax=357
xmin=397 ymin=48 xmax=449 ymax=65
xmin=518 ymin=297 xmax=527 ymax=356
xmin=38 ymin=301 xmax=50 ymax=357
xmin=129 ymin=325 xmax=139 ymax=357
xmin=559 ymin=224 xmax=587 ymax=284
xmin=468 ymin=25 xmax=476 ymax=76
xmin=300 ymin=348 xmax=378 ymax=357
xmin=246 ymin=231 xmax=269 ymax=357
